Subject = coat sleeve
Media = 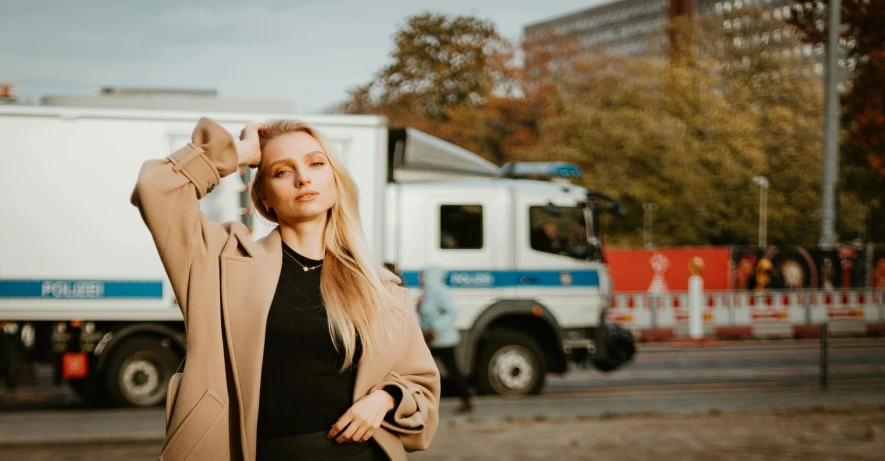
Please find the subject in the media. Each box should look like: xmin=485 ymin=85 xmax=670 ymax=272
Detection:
xmin=130 ymin=117 xmax=239 ymax=320
xmin=370 ymin=300 xmax=441 ymax=452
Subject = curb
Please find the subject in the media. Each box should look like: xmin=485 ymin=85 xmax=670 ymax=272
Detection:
xmin=0 ymin=431 xmax=164 ymax=447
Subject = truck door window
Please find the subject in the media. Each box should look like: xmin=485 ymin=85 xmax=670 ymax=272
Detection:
xmin=440 ymin=205 xmax=483 ymax=249
xmin=529 ymin=206 xmax=589 ymax=260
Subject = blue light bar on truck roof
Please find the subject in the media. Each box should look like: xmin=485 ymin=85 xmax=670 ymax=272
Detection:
xmin=499 ymin=162 xmax=584 ymax=180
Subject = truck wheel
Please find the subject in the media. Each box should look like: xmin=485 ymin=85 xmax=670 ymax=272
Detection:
xmin=476 ymin=329 xmax=546 ymax=397
xmin=104 ymin=336 xmax=178 ymax=408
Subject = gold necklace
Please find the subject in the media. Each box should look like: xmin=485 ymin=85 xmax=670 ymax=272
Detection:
xmin=282 ymin=246 xmax=323 ymax=272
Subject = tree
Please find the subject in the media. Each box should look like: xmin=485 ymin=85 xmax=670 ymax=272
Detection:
xmin=521 ymin=14 xmax=827 ymax=247
xmin=336 ymin=13 xmax=527 ymax=163
xmin=788 ymin=0 xmax=885 ymax=242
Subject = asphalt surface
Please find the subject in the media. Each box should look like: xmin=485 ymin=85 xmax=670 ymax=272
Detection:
xmin=548 ymin=338 xmax=885 ymax=394
xmin=0 ymin=338 xmax=882 ymax=447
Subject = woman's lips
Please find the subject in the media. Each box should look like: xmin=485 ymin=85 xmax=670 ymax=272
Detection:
xmin=295 ymin=191 xmax=319 ymax=202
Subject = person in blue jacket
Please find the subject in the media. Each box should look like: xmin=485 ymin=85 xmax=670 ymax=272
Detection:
xmin=417 ymin=266 xmax=474 ymax=413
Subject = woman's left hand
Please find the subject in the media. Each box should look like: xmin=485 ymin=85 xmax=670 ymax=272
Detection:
xmin=328 ymin=390 xmax=395 ymax=443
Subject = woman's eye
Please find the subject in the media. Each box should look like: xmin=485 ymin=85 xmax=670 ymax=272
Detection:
xmin=274 ymin=170 xmax=291 ymax=177
xmin=311 ymin=162 xmax=325 ymax=167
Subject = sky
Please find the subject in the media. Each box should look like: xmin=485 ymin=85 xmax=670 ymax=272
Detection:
xmin=0 ymin=0 xmax=607 ymax=113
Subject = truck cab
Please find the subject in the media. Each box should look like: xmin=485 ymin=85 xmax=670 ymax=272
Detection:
xmin=386 ymin=158 xmax=633 ymax=396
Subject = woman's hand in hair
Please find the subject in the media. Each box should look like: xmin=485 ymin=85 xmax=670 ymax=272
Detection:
xmin=236 ymin=123 xmax=265 ymax=168
xmin=328 ymin=389 xmax=396 ymax=443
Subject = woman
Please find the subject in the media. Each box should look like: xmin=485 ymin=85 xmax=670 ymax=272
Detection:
xmin=417 ymin=267 xmax=473 ymax=413
xmin=131 ymin=117 xmax=440 ymax=461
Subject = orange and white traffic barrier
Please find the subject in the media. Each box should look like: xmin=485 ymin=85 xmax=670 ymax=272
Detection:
xmin=606 ymin=289 xmax=885 ymax=341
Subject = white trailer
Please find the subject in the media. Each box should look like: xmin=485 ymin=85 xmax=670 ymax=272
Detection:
xmin=0 ymin=105 xmax=634 ymax=407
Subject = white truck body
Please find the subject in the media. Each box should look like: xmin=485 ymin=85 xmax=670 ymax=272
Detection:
xmin=0 ymin=106 xmax=387 ymax=320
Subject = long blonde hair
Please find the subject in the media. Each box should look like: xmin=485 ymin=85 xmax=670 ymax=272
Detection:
xmin=252 ymin=120 xmax=401 ymax=370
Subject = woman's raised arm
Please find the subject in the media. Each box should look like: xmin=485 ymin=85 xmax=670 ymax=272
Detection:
xmin=130 ymin=118 xmax=260 ymax=319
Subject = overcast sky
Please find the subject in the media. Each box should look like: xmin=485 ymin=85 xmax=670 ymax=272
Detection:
xmin=1 ymin=0 xmax=607 ymax=113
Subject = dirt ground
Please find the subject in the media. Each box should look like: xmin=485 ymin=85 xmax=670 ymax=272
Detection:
xmin=2 ymin=406 xmax=883 ymax=461
xmin=412 ymin=406 xmax=885 ymax=461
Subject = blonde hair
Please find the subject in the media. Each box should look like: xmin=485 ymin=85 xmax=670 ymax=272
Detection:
xmin=253 ymin=120 xmax=401 ymax=370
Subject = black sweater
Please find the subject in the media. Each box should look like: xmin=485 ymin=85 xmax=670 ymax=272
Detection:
xmin=256 ymin=244 xmax=357 ymax=438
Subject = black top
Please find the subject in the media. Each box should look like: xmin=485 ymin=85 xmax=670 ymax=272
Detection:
xmin=257 ymin=243 xmax=358 ymax=438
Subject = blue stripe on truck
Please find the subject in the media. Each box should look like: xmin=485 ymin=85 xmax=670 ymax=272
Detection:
xmin=0 ymin=280 xmax=163 ymax=299
xmin=400 ymin=270 xmax=599 ymax=288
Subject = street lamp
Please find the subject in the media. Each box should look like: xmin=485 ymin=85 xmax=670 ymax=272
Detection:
xmin=643 ymin=203 xmax=658 ymax=248
xmin=752 ymin=176 xmax=769 ymax=248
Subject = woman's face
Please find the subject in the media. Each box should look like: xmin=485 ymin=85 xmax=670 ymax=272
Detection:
xmin=261 ymin=132 xmax=338 ymax=224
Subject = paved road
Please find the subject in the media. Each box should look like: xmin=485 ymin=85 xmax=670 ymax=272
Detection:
xmin=549 ymin=337 xmax=885 ymax=393
xmin=5 ymin=405 xmax=885 ymax=461
xmin=2 ymin=386 xmax=884 ymax=446
xmin=3 ymin=338 xmax=883 ymax=411
xmin=0 ymin=338 xmax=883 ymax=454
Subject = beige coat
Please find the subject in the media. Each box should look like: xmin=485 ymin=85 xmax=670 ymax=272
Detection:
xmin=131 ymin=118 xmax=440 ymax=461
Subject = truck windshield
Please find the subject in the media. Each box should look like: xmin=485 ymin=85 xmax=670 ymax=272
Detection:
xmin=529 ymin=205 xmax=593 ymax=260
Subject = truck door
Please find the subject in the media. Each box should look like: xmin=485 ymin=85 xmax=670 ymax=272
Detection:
xmin=422 ymin=192 xmax=502 ymax=329
xmin=513 ymin=195 xmax=602 ymax=328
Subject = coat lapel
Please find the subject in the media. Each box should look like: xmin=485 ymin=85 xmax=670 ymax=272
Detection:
xmin=220 ymin=227 xmax=282 ymax=461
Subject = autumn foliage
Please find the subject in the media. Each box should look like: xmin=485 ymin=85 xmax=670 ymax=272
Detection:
xmin=789 ymin=0 xmax=885 ymax=177
xmin=338 ymin=10 xmax=882 ymax=246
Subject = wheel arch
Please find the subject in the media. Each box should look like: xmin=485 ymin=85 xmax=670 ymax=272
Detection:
xmin=461 ymin=299 xmax=566 ymax=377
xmin=95 ymin=322 xmax=185 ymax=372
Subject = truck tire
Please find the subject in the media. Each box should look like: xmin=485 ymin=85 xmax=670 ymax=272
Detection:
xmin=104 ymin=336 xmax=178 ymax=408
xmin=476 ymin=329 xmax=546 ymax=397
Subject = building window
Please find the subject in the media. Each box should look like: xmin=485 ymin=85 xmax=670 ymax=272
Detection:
xmin=782 ymin=6 xmax=792 ymax=18
xmin=763 ymin=10 xmax=771 ymax=20
xmin=439 ymin=205 xmax=483 ymax=250
xmin=814 ymin=63 xmax=824 ymax=75
xmin=774 ymin=8 xmax=782 ymax=19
